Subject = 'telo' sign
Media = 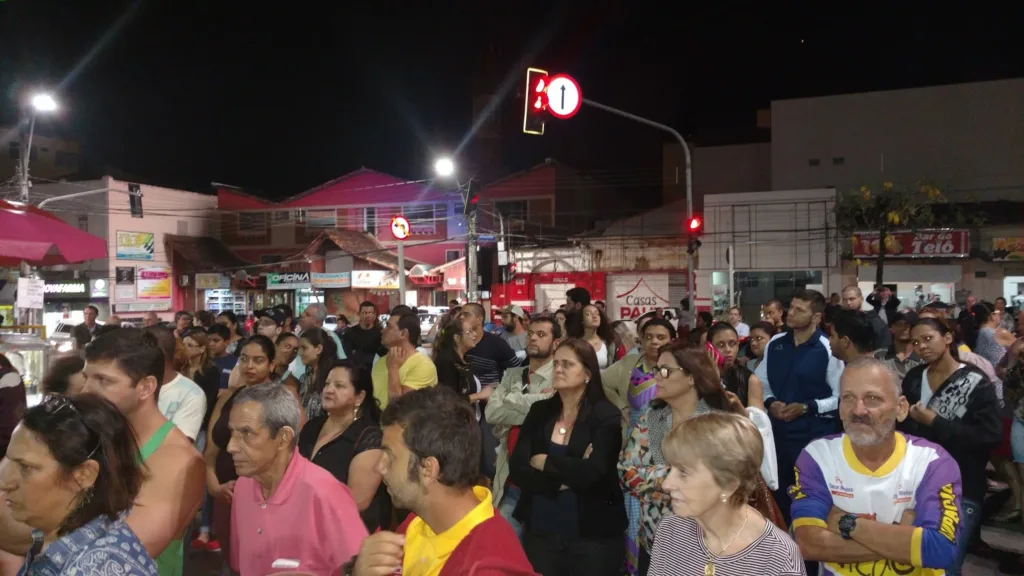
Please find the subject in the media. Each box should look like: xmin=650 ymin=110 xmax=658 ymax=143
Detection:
xmin=851 ymin=230 xmax=970 ymax=258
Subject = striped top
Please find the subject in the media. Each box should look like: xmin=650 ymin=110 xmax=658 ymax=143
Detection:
xmin=649 ymin=514 xmax=805 ymax=576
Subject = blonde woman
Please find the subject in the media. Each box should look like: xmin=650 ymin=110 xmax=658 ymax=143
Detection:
xmin=651 ymin=412 xmax=805 ymax=576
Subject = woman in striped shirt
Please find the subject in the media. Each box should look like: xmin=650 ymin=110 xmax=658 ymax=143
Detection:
xmin=650 ymin=412 xmax=805 ymax=576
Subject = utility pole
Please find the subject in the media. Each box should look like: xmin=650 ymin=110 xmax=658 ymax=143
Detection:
xmin=19 ymin=115 xmax=36 ymax=203
xmin=467 ymin=203 xmax=478 ymax=302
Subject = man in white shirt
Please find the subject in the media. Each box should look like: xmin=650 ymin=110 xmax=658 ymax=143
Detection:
xmin=728 ymin=306 xmax=750 ymax=338
xmin=145 ymin=326 xmax=206 ymax=441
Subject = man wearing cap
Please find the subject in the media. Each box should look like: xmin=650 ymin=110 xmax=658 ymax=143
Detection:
xmin=255 ymin=307 xmax=286 ymax=340
xmin=500 ymin=305 xmax=529 ymax=360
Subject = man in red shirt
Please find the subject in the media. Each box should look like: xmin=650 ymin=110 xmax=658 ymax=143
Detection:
xmin=347 ymin=387 xmax=534 ymax=576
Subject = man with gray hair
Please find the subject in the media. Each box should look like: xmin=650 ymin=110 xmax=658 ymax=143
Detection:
xmin=292 ymin=303 xmax=347 ymax=379
xmin=228 ymin=383 xmax=367 ymax=575
xmin=791 ymin=358 xmax=962 ymax=575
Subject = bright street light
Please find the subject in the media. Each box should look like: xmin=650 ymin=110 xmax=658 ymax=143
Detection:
xmin=434 ymin=157 xmax=455 ymax=178
xmin=30 ymin=93 xmax=58 ymax=113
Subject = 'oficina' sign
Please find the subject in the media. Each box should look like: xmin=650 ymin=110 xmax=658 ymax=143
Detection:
xmin=267 ymin=272 xmax=311 ymax=289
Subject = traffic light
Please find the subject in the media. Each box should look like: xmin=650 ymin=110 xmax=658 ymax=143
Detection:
xmin=686 ymin=216 xmax=703 ymax=255
xmin=465 ymin=193 xmax=480 ymax=216
xmin=522 ymin=67 xmax=549 ymax=135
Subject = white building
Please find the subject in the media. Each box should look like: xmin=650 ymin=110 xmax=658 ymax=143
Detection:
xmin=696 ymin=188 xmax=841 ymax=320
xmin=28 ymin=176 xmax=219 ymax=330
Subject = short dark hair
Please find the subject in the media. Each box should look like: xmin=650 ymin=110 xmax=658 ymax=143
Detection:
xmin=174 ymin=311 xmax=193 ymax=322
xmin=390 ymin=305 xmax=415 ymax=316
xmin=791 ymin=289 xmax=826 ymax=315
xmin=206 ymin=324 xmax=231 ymax=341
xmin=832 ymin=310 xmax=876 ymax=352
xmin=142 ymin=326 xmax=176 ymax=366
xmin=85 ymin=305 xmax=99 ymax=315
xmin=461 ymin=303 xmax=484 ymax=319
xmin=381 ymin=386 xmax=480 ymax=488
xmin=359 ymin=301 xmax=377 ymax=311
xmin=764 ymin=299 xmax=783 ymax=311
xmin=41 ymin=356 xmax=85 ymax=395
xmin=392 ymin=312 xmax=421 ymax=345
xmin=84 ymin=328 xmax=164 ymax=388
xmin=996 ymin=297 xmax=1007 ymax=304
xmin=566 ymin=287 xmax=591 ymax=306
xmin=22 ymin=393 xmax=143 ymax=535
xmin=529 ymin=315 xmax=562 ymax=339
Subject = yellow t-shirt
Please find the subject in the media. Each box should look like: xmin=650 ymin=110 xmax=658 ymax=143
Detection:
xmin=402 ymin=486 xmax=494 ymax=576
xmin=371 ymin=351 xmax=438 ymax=410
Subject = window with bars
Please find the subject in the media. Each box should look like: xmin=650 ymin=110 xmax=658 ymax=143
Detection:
xmin=405 ymin=204 xmax=441 ymax=234
xmin=364 ymin=207 xmax=376 ymax=233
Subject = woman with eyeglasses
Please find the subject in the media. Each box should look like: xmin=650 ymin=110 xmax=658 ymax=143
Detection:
xmin=618 ymin=341 xmax=786 ymax=576
xmin=743 ymin=322 xmax=777 ymax=373
xmin=1 ymin=393 xmax=156 ymax=575
xmin=509 ymin=338 xmax=625 ymax=576
xmin=600 ymin=318 xmax=676 ymax=575
xmin=432 ymin=315 xmax=482 ymax=403
xmin=203 ymin=335 xmax=279 ymax=570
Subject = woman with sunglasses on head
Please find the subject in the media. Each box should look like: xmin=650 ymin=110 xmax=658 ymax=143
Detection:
xmin=2 ymin=393 xmax=155 ymax=575
xmin=902 ymin=317 xmax=1002 ymax=574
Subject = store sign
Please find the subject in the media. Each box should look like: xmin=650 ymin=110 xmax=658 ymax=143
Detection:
xmin=311 ymin=272 xmax=351 ymax=289
xmin=43 ymin=280 xmax=89 ymax=300
xmin=115 ymin=231 xmax=155 ymax=261
xmin=608 ymin=274 xmax=671 ymax=321
xmin=195 ymin=273 xmax=224 ymax=290
xmin=352 ymin=270 xmax=400 ymax=290
xmin=90 ymin=279 xmax=109 ymax=299
xmin=851 ymin=229 xmax=970 ymax=259
xmin=137 ymin=267 xmax=172 ymax=300
xmin=115 ymin=266 xmax=136 ymax=302
xmin=992 ymin=237 xmax=1024 ymax=261
xmin=268 ymin=272 xmax=311 ymax=290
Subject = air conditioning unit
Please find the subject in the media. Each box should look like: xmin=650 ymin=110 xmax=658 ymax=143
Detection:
xmin=179 ymin=275 xmax=191 ymax=287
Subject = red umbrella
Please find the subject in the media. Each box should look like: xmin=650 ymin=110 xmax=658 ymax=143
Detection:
xmin=0 ymin=199 xmax=107 ymax=266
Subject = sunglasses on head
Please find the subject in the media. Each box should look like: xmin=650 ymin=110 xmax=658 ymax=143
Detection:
xmin=41 ymin=394 xmax=101 ymax=459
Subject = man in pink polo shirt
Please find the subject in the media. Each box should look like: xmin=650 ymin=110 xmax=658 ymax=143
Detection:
xmin=228 ymin=383 xmax=368 ymax=575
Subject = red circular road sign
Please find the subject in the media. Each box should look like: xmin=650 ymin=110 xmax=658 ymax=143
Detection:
xmin=546 ymin=74 xmax=582 ymax=119
xmin=391 ymin=215 xmax=410 ymax=240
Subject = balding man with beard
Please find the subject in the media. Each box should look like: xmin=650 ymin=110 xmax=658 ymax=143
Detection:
xmin=790 ymin=358 xmax=962 ymax=576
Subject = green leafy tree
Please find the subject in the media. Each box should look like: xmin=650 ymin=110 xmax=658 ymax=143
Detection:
xmin=834 ymin=181 xmax=945 ymax=286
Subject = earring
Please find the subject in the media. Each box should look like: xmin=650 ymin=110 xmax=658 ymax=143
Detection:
xmin=720 ymin=493 xmax=728 ymax=503
xmin=74 ymin=487 xmax=94 ymax=513
xmin=353 ymin=403 xmax=362 ymax=420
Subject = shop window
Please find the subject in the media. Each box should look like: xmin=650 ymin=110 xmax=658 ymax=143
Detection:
xmin=446 ymin=249 xmax=461 ymax=262
xmin=405 ymin=204 xmax=440 ymax=235
xmin=363 ymin=207 xmax=376 ymax=233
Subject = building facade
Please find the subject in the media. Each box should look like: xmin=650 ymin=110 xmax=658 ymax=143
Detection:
xmin=27 ymin=177 xmax=219 ymax=330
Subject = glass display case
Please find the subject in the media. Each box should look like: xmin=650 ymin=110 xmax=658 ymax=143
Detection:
xmin=0 ymin=332 xmax=52 ymax=408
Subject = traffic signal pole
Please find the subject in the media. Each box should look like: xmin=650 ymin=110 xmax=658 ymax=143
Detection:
xmin=581 ymin=99 xmax=695 ymax=325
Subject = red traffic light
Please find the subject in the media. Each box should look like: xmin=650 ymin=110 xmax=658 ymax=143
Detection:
xmin=687 ymin=217 xmax=703 ymax=233
xmin=523 ymin=67 xmax=548 ymax=136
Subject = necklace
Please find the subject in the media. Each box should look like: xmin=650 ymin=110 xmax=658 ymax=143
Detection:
xmin=704 ymin=509 xmax=749 ymax=576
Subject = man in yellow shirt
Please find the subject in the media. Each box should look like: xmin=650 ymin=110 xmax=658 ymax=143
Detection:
xmin=371 ymin=311 xmax=438 ymax=409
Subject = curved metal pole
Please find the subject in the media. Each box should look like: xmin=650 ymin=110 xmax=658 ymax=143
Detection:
xmin=582 ymin=99 xmax=695 ymax=324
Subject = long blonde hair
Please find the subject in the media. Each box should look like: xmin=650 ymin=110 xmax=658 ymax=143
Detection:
xmin=182 ymin=330 xmax=213 ymax=379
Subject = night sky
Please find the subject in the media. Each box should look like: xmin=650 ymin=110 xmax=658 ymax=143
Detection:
xmin=2 ymin=2 xmax=1021 ymax=201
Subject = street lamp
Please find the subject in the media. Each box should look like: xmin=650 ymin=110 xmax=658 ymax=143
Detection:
xmin=20 ymin=92 xmax=60 ymax=202
xmin=434 ymin=157 xmax=455 ymax=178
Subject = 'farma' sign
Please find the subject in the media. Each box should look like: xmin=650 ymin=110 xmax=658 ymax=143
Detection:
xmin=608 ymin=274 xmax=671 ymax=321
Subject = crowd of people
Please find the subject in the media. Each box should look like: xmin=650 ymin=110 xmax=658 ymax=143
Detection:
xmin=0 ymin=285 xmax=1020 ymax=575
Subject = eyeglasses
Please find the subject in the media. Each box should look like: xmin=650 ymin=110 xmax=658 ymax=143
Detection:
xmin=653 ymin=365 xmax=686 ymax=379
xmin=41 ymin=394 xmax=100 ymax=459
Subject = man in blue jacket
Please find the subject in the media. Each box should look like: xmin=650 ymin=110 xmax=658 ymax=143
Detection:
xmin=755 ymin=288 xmax=844 ymax=522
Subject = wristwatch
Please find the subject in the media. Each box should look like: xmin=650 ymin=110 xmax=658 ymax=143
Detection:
xmin=838 ymin=513 xmax=858 ymax=540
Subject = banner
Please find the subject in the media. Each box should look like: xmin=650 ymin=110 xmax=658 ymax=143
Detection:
xmin=115 ymin=266 xmax=136 ymax=302
xmin=195 ymin=273 xmax=224 ymax=290
xmin=352 ymin=270 xmax=399 ymax=290
xmin=267 ymin=272 xmax=311 ymax=290
xmin=311 ymin=272 xmax=351 ymax=289
xmin=851 ymin=230 xmax=969 ymax=259
xmin=607 ymin=274 xmax=671 ymax=321
xmin=137 ymin=267 xmax=171 ymax=300
xmin=116 ymin=231 xmax=155 ymax=261
xmin=992 ymin=238 xmax=1024 ymax=261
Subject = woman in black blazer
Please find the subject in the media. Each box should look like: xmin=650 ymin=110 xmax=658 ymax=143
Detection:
xmin=510 ymin=338 xmax=626 ymax=576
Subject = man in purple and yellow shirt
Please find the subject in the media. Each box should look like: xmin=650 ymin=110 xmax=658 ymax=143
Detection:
xmin=791 ymin=358 xmax=961 ymax=575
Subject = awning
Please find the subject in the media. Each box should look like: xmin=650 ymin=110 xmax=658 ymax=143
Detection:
xmin=295 ymin=230 xmax=424 ymax=272
xmin=164 ymin=234 xmax=251 ymax=273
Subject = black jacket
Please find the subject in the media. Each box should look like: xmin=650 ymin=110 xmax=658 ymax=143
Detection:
xmin=509 ymin=395 xmax=626 ymax=538
xmin=865 ymin=309 xmax=892 ymax=350
xmin=866 ymin=294 xmax=901 ymax=326
xmin=899 ymin=363 xmax=1002 ymax=502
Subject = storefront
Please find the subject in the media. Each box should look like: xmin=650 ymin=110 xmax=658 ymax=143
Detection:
xmin=993 ymin=238 xmax=1024 ymax=307
xmin=43 ymin=278 xmax=111 ymax=337
xmin=311 ymin=272 xmax=353 ymax=318
xmin=853 ymin=229 xmax=969 ymax=310
xmin=607 ymin=273 xmax=673 ymax=321
xmin=268 ymin=272 xmax=319 ymax=312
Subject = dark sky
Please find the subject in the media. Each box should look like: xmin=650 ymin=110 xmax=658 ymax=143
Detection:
xmin=2 ymin=2 xmax=1021 ymax=199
